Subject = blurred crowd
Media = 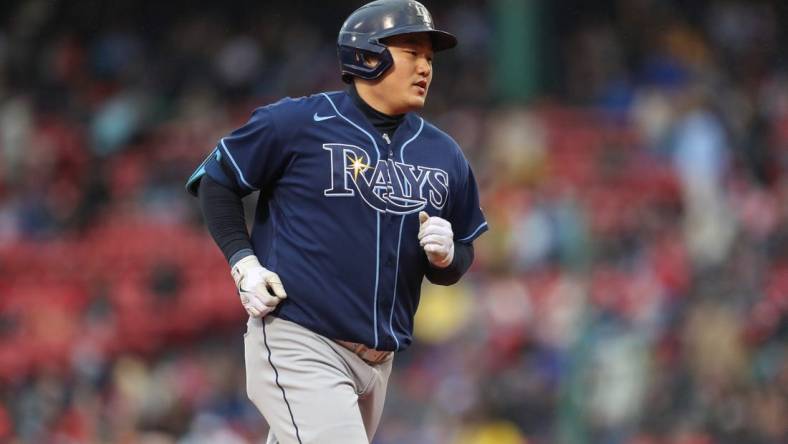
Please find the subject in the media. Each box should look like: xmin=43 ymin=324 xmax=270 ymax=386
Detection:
xmin=0 ymin=0 xmax=787 ymax=443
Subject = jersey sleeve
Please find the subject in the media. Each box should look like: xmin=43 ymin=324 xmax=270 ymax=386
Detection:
xmin=185 ymin=106 xmax=288 ymax=196
xmin=447 ymin=158 xmax=488 ymax=244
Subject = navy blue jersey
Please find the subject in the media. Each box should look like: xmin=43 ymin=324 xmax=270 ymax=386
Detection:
xmin=187 ymin=91 xmax=487 ymax=351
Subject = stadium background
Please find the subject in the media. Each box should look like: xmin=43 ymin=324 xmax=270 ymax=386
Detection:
xmin=0 ymin=0 xmax=786 ymax=443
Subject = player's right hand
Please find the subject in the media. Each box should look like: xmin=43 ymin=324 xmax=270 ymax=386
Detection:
xmin=230 ymin=255 xmax=287 ymax=318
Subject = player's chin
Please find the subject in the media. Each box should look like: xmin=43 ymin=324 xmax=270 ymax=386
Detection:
xmin=406 ymin=94 xmax=427 ymax=110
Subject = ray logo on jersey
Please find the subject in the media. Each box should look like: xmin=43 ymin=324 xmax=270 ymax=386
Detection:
xmin=323 ymin=143 xmax=449 ymax=214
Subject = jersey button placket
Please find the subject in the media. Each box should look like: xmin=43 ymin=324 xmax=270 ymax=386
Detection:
xmin=382 ymin=134 xmax=400 ymax=350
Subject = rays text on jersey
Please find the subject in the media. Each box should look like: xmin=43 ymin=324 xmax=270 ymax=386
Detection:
xmin=323 ymin=143 xmax=449 ymax=214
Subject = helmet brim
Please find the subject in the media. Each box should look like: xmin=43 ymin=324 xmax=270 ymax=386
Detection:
xmin=376 ymin=28 xmax=458 ymax=52
xmin=426 ymin=29 xmax=458 ymax=52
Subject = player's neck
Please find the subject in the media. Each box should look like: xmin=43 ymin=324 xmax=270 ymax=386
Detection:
xmin=349 ymin=84 xmax=403 ymax=116
xmin=348 ymin=83 xmax=404 ymax=137
xmin=353 ymin=81 xmax=407 ymax=116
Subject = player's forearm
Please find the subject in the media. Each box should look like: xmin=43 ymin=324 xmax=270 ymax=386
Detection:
xmin=198 ymin=175 xmax=254 ymax=265
xmin=424 ymin=241 xmax=474 ymax=286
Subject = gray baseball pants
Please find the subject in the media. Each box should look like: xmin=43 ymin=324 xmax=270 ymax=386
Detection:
xmin=244 ymin=315 xmax=393 ymax=444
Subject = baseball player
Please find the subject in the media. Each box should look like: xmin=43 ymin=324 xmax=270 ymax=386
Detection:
xmin=186 ymin=1 xmax=487 ymax=442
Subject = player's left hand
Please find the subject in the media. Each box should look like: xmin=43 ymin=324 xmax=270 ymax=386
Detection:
xmin=418 ymin=211 xmax=454 ymax=268
xmin=231 ymin=255 xmax=287 ymax=318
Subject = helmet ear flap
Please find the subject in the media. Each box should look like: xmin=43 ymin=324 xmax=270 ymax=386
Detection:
xmin=338 ymin=45 xmax=394 ymax=83
xmin=357 ymin=51 xmax=381 ymax=69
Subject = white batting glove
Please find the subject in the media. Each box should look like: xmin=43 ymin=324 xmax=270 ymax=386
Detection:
xmin=418 ymin=211 xmax=454 ymax=268
xmin=231 ymin=255 xmax=287 ymax=318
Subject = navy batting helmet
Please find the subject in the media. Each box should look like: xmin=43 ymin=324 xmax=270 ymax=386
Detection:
xmin=337 ymin=0 xmax=457 ymax=83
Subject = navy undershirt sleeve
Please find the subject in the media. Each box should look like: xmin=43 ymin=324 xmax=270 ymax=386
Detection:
xmin=198 ymin=175 xmax=253 ymax=265
xmin=424 ymin=242 xmax=473 ymax=286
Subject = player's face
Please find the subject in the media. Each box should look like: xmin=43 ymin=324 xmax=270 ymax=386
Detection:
xmin=362 ymin=33 xmax=434 ymax=115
